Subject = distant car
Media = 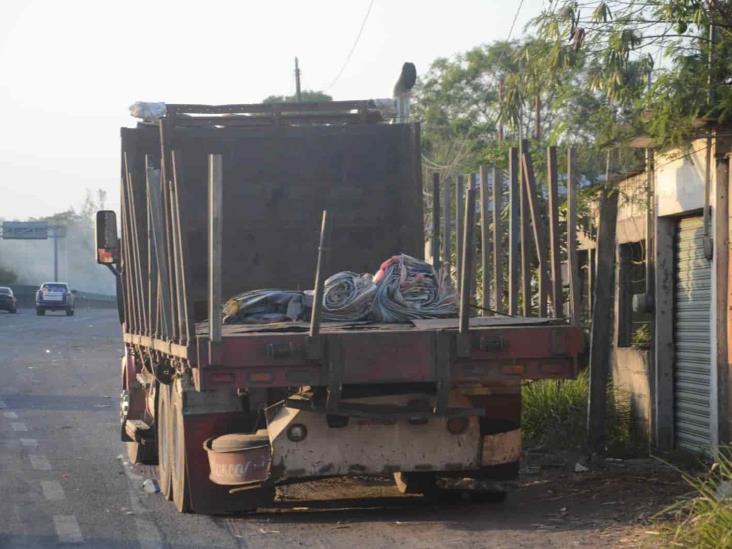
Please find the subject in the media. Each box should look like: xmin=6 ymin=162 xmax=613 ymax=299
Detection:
xmin=36 ymin=282 xmax=75 ymax=316
xmin=0 ymin=287 xmax=17 ymax=314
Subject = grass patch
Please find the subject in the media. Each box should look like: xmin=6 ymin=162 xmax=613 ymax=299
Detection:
xmin=522 ymin=369 xmax=647 ymax=455
xmin=660 ymin=452 xmax=732 ymax=548
xmin=522 ymin=369 xmax=589 ymax=450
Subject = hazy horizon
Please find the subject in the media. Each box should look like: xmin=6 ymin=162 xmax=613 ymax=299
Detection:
xmin=0 ymin=0 xmax=541 ymax=220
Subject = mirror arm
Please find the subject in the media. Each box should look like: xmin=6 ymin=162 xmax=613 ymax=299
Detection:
xmin=104 ymin=264 xmax=120 ymax=277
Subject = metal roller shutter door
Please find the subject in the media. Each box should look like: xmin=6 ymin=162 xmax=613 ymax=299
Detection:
xmin=674 ymin=216 xmax=712 ymax=453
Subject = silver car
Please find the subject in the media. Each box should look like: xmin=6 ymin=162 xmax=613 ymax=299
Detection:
xmin=36 ymin=282 xmax=76 ymax=316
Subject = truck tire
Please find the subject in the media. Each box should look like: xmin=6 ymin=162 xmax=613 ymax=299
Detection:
xmin=66 ymin=308 xmax=74 ymax=316
xmin=171 ymin=383 xmax=191 ymax=513
xmin=36 ymin=308 xmax=45 ymax=316
xmin=157 ymin=384 xmax=173 ymax=501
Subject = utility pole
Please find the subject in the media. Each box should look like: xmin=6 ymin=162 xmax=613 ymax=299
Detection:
xmin=295 ymin=57 xmax=302 ymax=102
xmin=53 ymin=228 xmax=58 ymax=281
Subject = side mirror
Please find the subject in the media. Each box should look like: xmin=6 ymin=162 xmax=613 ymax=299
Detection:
xmin=95 ymin=210 xmax=119 ymax=265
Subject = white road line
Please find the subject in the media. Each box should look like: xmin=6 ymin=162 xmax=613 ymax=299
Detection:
xmin=3 ymin=411 xmax=18 ymax=419
xmin=20 ymin=438 xmax=37 ymax=447
xmin=0 ymin=399 xmax=7 ymax=409
xmin=11 ymin=422 xmax=27 ymax=432
xmin=41 ymin=480 xmax=66 ymax=501
xmin=53 ymin=515 xmax=83 ymax=544
xmin=117 ymin=456 xmax=163 ymax=549
xmin=29 ymin=454 xmax=52 ymax=471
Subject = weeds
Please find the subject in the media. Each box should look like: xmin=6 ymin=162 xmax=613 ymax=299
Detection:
xmin=660 ymin=451 xmax=732 ymax=549
xmin=522 ymin=369 xmax=589 ymax=450
xmin=522 ymin=369 xmax=647 ymax=455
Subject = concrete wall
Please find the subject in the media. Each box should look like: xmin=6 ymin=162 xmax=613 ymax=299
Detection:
xmin=656 ymin=138 xmax=708 ymax=217
xmin=611 ymin=347 xmax=651 ymax=436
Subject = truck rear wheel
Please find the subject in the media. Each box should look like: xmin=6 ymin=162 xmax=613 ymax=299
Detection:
xmin=171 ymin=383 xmax=191 ymax=513
xmin=157 ymin=384 xmax=173 ymax=501
xmin=36 ymin=308 xmax=45 ymax=316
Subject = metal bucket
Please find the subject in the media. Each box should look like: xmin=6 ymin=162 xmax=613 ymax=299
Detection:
xmin=203 ymin=430 xmax=271 ymax=486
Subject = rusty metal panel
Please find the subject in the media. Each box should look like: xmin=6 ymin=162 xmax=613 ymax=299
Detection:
xmin=170 ymin=123 xmax=424 ymax=320
xmin=481 ymin=429 xmax=522 ymax=466
xmin=267 ymin=398 xmax=481 ymax=480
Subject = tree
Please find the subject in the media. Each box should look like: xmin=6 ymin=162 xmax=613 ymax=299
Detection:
xmin=0 ymin=267 xmax=17 ymax=285
xmin=262 ymin=90 xmax=333 ymax=103
xmin=530 ymin=1 xmax=732 ymax=146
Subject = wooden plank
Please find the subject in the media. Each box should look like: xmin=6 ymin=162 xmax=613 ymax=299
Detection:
xmin=309 ymin=211 xmax=329 ymax=339
xmin=442 ymin=176 xmax=452 ymax=274
xmin=521 ymin=141 xmax=548 ymax=317
xmin=508 ymin=147 xmax=520 ymax=315
xmin=168 ymin=100 xmax=377 ymax=116
xmin=547 ymin=146 xmax=563 ymax=317
xmin=208 ymin=154 xmax=224 ymax=345
xmin=459 ymin=182 xmax=477 ymax=334
xmin=567 ymin=147 xmax=581 ymax=326
xmin=158 ymin=120 xmax=179 ymax=342
xmin=479 ymin=166 xmax=491 ymax=311
xmin=123 ymin=153 xmax=146 ymax=334
xmin=519 ymin=144 xmax=531 ymax=316
xmin=119 ymin=174 xmax=136 ymax=334
xmin=654 ymin=217 xmax=675 ymax=449
xmin=456 ymin=175 xmax=465 ymax=293
xmin=145 ymin=163 xmax=159 ymax=338
xmin=171 ymin=151 xmax=191 ymax=344
xmin=492 ymin=167 xmax=504 ymax=313
xmin=587 ymin=186 xmax=619 ymax=453
xmin=587 ymin=249 xmax=594 ymax=316
xmin=146 ymin=163 xmax=172 ymax=339
xmin=715 ymin=152 xmax=729 ymax=444
xmin=431 ymin=172 xmax=441 ymax=269
xmin=122 ymin=333 xmax=189 ymax=360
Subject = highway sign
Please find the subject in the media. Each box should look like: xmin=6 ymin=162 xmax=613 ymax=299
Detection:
xmin=2 ymin=221 xmax=49 ymax=239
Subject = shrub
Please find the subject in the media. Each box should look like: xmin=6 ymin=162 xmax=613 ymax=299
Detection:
xmin=662 ymin=451 xmax=732 ymax=548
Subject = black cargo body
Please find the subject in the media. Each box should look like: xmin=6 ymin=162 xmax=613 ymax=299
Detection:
xmin=121 ymin=111 xmax=423 ymax=334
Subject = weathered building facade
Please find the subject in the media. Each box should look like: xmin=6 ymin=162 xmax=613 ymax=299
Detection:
xmin=582 ymin=133 xmax=732 ymax=454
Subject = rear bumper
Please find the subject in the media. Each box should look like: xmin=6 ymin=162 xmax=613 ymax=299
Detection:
xmin=202 ymin=396 xmax=522 ymax=486
xmin=36 ymin=301 xmax=72 ymax=309
xmin=193 ymin=324 xmax=583 ymax=392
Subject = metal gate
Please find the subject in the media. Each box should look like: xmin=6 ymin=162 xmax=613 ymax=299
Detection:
xmin=674 ymin=216 xmax=712 ymax=452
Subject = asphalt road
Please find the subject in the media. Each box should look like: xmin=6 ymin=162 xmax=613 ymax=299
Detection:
xmin=0 ymin=307 xmax=685 ymax=548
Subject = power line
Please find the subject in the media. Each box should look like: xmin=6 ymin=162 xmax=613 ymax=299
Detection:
xmin=324 ymin=0 xmax=376 ymax=91
xmin=506 ymin=0 xmax=526 ymax=42
xmin=421 ymin=0 xmax=525 ymax=173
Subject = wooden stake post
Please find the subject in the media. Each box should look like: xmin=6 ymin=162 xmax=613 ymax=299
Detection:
xmin=587 ymin=185 xmax=619 ymax=452
xmin=547 ymin=146 xmax=563 ymax=317
xmin=521 ymin=140 xmax=549 ymax=317
xmin=508 ymin=147 xmax=520 ymax=315
xmin=492 ymin=167 xmax=504 ymax=313
xmin=456 ymin=175 xmax=465 ymax=293
xmin=431 ymin=172 xmax=441 ymax=270
xmin=567 ymin=147 xmax=581 ymax=326
xmin=480 ymin=166 xmax=491 ymax=312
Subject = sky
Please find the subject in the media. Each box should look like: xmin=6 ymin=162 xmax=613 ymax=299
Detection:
xmin=0 ymin=0 xmax=544 ymax=220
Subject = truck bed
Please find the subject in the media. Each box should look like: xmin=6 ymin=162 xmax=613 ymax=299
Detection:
xmin=191 ymin=316 xmax=582 ymax=392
